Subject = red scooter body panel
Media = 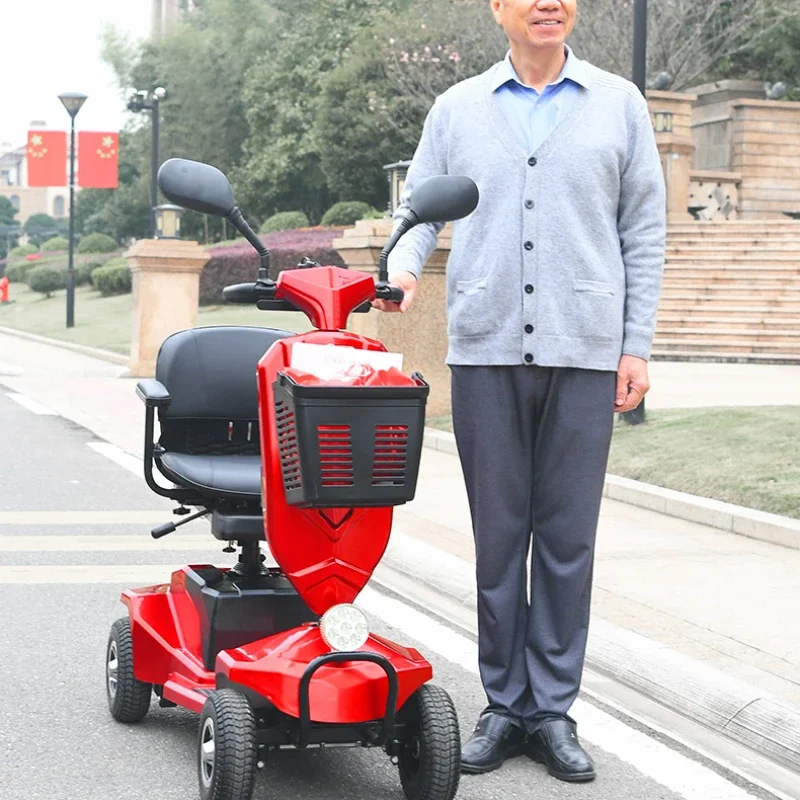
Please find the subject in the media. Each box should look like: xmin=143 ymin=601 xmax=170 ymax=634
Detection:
xmin=257 ymin=267 xmax=398 ymax=616
xmin=123 ymin=568 xmax=433 ymax=723
xmin=217 ymin=626 xmax=431 ymax=723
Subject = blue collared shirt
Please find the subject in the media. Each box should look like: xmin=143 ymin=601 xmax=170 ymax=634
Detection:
xmin=490 ymin=45 xmax=589 ymax=155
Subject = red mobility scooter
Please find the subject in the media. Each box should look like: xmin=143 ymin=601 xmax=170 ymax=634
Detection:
xmin=105 ymin=158 xmax=479 ymax=800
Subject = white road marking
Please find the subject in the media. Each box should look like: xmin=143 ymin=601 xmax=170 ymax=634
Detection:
xmin=0 ymin=535 xmax=222 ymax=552
xmin=87 ymin=441 xmax=142 ymax=477
xmin=6 ymin=392 xmax=57 ymax=415
xmin=0 ymin=565 xmax=185 ymax=584
xmin=0 ymin=511 xmax=169 ymax=525
xmin=357 ymin=586 xmax=762 ymax=800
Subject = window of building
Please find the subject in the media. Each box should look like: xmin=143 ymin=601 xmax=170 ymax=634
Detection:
xmin=54 ymin=196 xmax=65 ymax=217
xmin=10 ymin=195 xmax=20 ymax=210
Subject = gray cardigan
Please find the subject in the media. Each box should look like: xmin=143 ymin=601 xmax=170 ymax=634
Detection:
xmin=387 ymin=59 xmax=666 ymax=371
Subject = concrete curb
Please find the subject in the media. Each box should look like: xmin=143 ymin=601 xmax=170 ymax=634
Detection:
xmin=381 ymin=529 xmax=800 ymax=775
xmin=0 ymin=326 xmax=130 ymax=367
xmin=423 ymin=428 xmax=800 ymax=551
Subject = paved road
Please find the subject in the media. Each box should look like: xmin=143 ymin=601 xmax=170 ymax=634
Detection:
xmin=0 ymin=389 xmax=786 ymax=800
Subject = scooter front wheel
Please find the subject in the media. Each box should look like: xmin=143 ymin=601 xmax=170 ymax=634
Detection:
xmin=397 ymin=683 xmax=461 ymax=800
xmin=198 ymin=689 xmax=258 ymax=800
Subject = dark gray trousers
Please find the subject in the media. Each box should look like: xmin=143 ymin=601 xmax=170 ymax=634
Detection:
xmin=450 ymin=365 xmax=616 ymax=734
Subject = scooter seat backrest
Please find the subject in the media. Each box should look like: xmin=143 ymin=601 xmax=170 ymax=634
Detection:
xmin=155 ymin=325 xmax=291 ymax=422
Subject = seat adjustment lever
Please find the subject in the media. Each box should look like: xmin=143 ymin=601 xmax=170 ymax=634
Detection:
xmin=151 ymin=508 xmax=210 ymax=539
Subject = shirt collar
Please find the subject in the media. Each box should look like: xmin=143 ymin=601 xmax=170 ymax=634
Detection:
xmin=490 ymin=44 xmax=589 ymax=93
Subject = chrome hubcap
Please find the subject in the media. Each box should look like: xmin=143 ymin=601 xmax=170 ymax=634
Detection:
xmin=107 ymin=641 xmax=119 ymax=699
xmin=200 ymin=717 xmax=215 ymax=788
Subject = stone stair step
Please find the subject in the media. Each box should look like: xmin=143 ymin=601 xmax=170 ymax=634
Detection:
xmin=666 ymin=254 xmax=800 ymax=264
xmin=650 ymin=350 xmax=800 ymax=364
xmin=655 ymin=328 xmax=800 ymax=344
xmin=657 ymin=315 xmax=800 ymax=328
xmin=653 ymin=338 xmax=800 ymax=354
xmin=657 ymin=303 xmax=800 ymax=313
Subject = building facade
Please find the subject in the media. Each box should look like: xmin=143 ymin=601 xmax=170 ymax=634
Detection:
xmin=0 ymin=140 xmax=69 ymax=229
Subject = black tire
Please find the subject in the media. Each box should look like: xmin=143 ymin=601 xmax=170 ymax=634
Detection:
xmin=397 ymin=684 xmax=461 ymax=800
xmin=198 ymin=689 xmax=258 ymax=800
xmin=106 ymin=617 xmax=152 ymax=723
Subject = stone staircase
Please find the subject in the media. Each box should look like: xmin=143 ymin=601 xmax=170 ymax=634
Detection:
xmin=652 ymin=221 xmax=800 ymax=363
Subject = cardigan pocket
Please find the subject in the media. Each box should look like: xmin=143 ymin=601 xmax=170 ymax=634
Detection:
xmin=573 ymin=279 xmax=615 ymax=296
xmin=448 ymin=276 xmax=493 ymax=337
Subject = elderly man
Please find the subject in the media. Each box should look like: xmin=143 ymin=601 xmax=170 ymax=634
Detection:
xmin=377 ymin=0 xmax=666 ymax=785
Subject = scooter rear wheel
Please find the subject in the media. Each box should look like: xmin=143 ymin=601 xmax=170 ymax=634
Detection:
xmin=397 ymin=683 xmax=461 ymax=800
xmin=106 ymin=617 xmax=152 ymax=723
xmin=198 ymin=689 xmax=258 ymax=800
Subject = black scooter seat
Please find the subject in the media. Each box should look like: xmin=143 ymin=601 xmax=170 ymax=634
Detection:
xmin=160 ymin=452 xmax=261 ymax=499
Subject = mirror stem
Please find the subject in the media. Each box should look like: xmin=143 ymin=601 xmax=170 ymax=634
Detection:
xmin=378 ymin=214 xmax=416 ymax=284
xmin=226 ymin=206 xmax=272 ymax=283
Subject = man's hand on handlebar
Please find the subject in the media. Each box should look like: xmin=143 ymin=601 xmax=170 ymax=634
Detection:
xmin=372 ymin=271 xmax=418 ymax=314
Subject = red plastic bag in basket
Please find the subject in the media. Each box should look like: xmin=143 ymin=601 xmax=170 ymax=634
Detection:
xmin=283 ymin=364 xmax=416 ymax=387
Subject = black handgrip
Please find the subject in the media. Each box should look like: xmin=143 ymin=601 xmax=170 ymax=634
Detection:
xmin=222 ymin=281 xmax=276 ymax=304
xmin=375 ymin=283 xmax=404 ymax=304
xmin=151 ymin=522 xmax=176 ymax=539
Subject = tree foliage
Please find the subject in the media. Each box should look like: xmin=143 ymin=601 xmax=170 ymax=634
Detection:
xmin=92 ymin=0 xmax=800 ymax=241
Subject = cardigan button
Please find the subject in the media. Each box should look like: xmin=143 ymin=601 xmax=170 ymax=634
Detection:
xmin=525 ymin=324 xmax=534 ymax=334
xmin=525 ymin=199 xmax=534 ymax=209
xmin=524 ymin=353 xmax=534 ymax=363
xmin=525 ymin=284 xmax=534 ymax=294
xmin=524 ymin=241 xmax=533 ymax=251
xmin=528 ymin=156 xmax=537 ymax=167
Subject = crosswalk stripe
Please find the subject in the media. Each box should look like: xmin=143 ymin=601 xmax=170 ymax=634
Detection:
xmin=0 ymin=535 xmax=229 ymax=552
xmin=0 ymin=511 xmax=171 ymax=525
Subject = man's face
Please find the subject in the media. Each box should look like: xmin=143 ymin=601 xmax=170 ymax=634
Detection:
xmin=490 ymin=0 xmax=577 ymax=50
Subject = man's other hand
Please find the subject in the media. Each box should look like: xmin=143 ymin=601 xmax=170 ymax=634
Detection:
xmin=615 ymin=355 xmax=650 ymax=413
xmin=372 ymin=271 xmax=418 ymax=314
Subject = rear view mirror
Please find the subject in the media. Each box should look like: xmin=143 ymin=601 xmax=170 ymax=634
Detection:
xmin=157 ymin=158 xmax=235 ymax=217
xmin=408 ymin=175 xmax=479 ymax=224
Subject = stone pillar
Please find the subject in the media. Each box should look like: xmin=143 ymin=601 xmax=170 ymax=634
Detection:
xmin=647 ymin=90 xmax=697 ymax=223
xmin=126 ymin=238 xmax=210 ymax=377
xmin=333 ymin=218 xmax=454 ymax=418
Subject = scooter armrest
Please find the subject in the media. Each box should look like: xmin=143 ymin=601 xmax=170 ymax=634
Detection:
xmin=136 ymin=379 xmax=171 ymax=408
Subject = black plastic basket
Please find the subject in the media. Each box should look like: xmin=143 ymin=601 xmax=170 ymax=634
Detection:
xmin=272 ymin=371 xmax=429 ymax=508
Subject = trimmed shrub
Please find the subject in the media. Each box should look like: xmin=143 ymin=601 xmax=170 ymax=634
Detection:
xmin=91 ymin=261 xmax=131 ymax=296
xmin=77 ymin=232 xmax=118 ymax=254
xmin=200 ymin=227 xmax=345 ymax=305
xmin=259 ymin=211 xmax=310 ymax=234
xmin=76 ymin=261 xmax=100 ymax=287
xmin=6 ymin=261 xmax=32 ymax=283
xmin=9 ymin=243 xmax=38 ymax=259
xmin=41 ymin=236 xmax=69 ymax=252
xmin=364 ymin=207 xmax=388 ymax=220
xmin=27 ymin=265 xmax=66 ymax=298
xmin=321 ymin=201 xmax=375 ymax=227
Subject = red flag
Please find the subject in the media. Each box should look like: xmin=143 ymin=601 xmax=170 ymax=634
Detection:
xmin=78 ymin=132 xmax=119 ymax=189
xmin=26 ymin=130 xmax=67 ymax=187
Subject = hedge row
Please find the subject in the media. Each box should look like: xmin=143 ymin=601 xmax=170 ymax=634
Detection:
xmin=199 ymin=246 xmax=346 ymax=305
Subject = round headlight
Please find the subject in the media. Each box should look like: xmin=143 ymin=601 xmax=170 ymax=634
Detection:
xmin=319 ymin=604 xmax=369 ymax=652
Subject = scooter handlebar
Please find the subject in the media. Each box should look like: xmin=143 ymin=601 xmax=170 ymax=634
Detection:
xmin=222 ymin=281 xmax=276 ymax=304
xmin=374 ymin=283 xmax=404 ymax=304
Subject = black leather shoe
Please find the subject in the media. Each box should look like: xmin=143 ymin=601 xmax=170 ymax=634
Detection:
xmin=460 ymin=711 xmax=525 ymax=774
xmin=527 ymin=719 xmax=596 ymax=782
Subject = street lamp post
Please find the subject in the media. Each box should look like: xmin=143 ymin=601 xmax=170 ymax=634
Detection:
xmin=127 ymin=87 xmax=167 ymax=237
xmin=633 ymin=0 xmax=648 ymax=96
xmin=58 ymin=91 xmax=87 ymax=329
xmin=622 ymin=0 xmax=649 ymax=425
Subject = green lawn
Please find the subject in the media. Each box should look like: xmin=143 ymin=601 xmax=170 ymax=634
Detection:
xmin=427 ymin=408 xmax=800 ymax=520
xmin=0 ymin=283 xmax=309 ymax=355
